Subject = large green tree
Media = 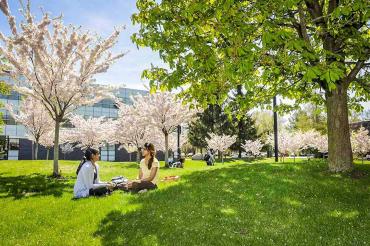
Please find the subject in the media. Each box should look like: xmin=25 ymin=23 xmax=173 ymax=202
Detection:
xmin=188 ymin=104 xmax=235 ymax=150
xmin=227 ymin=86 xmax=258 ymax=157
xmin=132 ymin=0 xmax=369 ymax=172
xmin=188 ymin=102 xmax=257 ymax=157
xmin=289 ymin=104 xmax=327 ymax=134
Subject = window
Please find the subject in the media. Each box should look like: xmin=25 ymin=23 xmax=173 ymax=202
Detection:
xmin=93 ymin=107 xmax=102 ymax=117
xmin=0 ymin=136 xmax=7 ymax=160
xmin=102 ymin=107 xmax=110 ymax=116
xmin=109 ymin=108 xmax=118 ymax=118
xmin=9 ymin=138 xmax=19 ymax=150
xmin=16 ymin=125 xmax=26 ymax=137
xmin=85 ymin=106 xmax=93 ymax=116
xmin=100 ymin=144 xmax=115 ymax=161
xmin=4 ymin=125 xmax=17 ymax=136
xmin=5 ymin=117 xmax=16 ymax=125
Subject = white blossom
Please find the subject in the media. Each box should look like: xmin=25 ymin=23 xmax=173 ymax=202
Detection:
xmin=0 ymin=0 xmax=124 ymax=175
xmin=242 ymin=139 xmax=263 ymax=157
xmin=206 ymin=133 xmax=236 ymax=163
xmin=351 ymin=127 xmax=370 ymax=160
xmin=6 ymin=97 xmax=53 ymax=159
xmin=135 ymin=92 xmax=197 ymax=165
xmin=63 ymin=115 xmax=116 ymax=150
xmin=111 ymin=102 xmax=156 ymax=162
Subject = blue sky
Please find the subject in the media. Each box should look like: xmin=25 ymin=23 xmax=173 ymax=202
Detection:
xmin=1 ymin=1 xmax=369 ymax=114
xmin=0 ymin=0 xmax=164 ymax=90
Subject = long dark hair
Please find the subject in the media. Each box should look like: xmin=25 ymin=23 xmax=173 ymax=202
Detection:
xmin=76 ymin=148 xmax=99 ymax=175
xmin=144 ymin=143 xmax=155 ymax=169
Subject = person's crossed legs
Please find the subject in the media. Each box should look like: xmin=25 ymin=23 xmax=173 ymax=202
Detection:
xmin=119 ymin=180 xmax=157 ymax=193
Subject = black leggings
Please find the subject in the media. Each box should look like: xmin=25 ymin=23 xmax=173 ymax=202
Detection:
xmin=89 ymin=186 xmax=111 ymax=197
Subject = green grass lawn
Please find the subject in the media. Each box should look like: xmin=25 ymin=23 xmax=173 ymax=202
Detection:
xmin=0 ymin=158 xmax=369 ymax=245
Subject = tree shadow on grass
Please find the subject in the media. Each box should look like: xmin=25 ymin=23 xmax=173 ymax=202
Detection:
xmin=94 ymin=162 xmax=370 ymax=245
xmin=0 ymin=173 xmax=73 ymax=200
xmin=214 ymin=157 xmax=265 ymax=164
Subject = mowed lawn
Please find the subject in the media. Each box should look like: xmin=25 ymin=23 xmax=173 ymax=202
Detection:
xmin=0 ymin=158 xmax=369 ymax=246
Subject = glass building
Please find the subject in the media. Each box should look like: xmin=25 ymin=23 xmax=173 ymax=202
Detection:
xmin=0 ymin=75 xmax=148 ymax=161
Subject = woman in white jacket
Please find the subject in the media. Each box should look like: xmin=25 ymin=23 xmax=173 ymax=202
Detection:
xmin=73 ymin=148 xmax=114 ymax=198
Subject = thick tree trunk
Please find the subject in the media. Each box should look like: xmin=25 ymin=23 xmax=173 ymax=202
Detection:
xmin=46 ymin=148 xmax=49 ymax=160
xmin=53 ymin=120 xmax=60 ymax=177
xmin=164 ymin=133 xmax=169 ymax=167
xmin=238 ymin=118 xmax=243 ymax=159
xmin=326 ymin=85 xmax=353 ymax=172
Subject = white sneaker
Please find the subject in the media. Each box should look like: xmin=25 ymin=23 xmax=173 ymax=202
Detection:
xmin=138 ymin=189 xmax=148 ymax=194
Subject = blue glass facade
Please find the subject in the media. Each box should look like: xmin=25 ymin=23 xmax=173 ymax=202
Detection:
xmin=0 ymin=75 xmax=148 ymax=161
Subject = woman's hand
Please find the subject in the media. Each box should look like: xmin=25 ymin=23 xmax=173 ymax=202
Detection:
xmin=107 ymin=182 xmax=115 ymax=190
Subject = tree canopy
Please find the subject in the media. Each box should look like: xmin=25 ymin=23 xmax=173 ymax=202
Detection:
xmin=132 ymin=0 xmax=369 ymax=172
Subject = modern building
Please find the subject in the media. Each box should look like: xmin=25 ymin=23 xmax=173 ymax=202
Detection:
xmin=0 ymin=74 xmax=152 ymax=161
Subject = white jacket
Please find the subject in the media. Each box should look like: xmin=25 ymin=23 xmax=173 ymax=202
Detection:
xmin=73 ymin=161 xmax=108 ymax=198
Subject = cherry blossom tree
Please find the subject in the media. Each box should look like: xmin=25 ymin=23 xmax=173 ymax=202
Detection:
xmin=316 ymin=134 xmax=328 ymax=155
xmin=242 ymin=139 xmax=263 ymax=158
xmin=112 ymin=102 xmax=156 ymax=163
xmin=39 ymin=129 xmax=55 ymax=160
xmin=153 ymin=131 xmax=188 ymax=161
xmin=137 ymin=92 xmax=197 ymax=167
xmin=300 ymin=130 xmax=321 ymax=149
xmin=6 ymin=97 xmax=53 ymax=160
xmin=278 ymin=132 xmax=291 ymax=162
xmin=0 ymin=1 xmax=124 ymax=176
xmin=154 ymin=132 xmax=188 ymax=153
xmin=351 ymin=127 xmax=370 ymax=164
xmin=63 ymin=115 xmax=116 ymax=150
xmin=38 ymin=128 xmax=70 ymax=160
xmin=268 ymin=129 xmax=329 ymax=162
xmin=60 ymin=143 xmax=74 ymax=160
xmin=206 ymin=133 xmax=236 ymax=164
xmin=267 ymin=130 xmax=296 ymax=162
xmin=301 ymin=130 xmax=328 ymax=158
xmin=288 ymin=131 xmax=306 ymax=163
xmin=267 ymin=131 xmax=289 ymax=162
xmin=121 ymin=143 xmax=137 ymax=162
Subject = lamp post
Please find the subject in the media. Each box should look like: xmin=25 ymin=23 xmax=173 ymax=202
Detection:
xmin=177 ymin=125 xmax=181 ymax=161
xmin=273 ymin=96 xmax=279 ymax=162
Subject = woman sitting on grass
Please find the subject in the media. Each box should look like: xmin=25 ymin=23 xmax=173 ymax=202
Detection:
xmin=120 ymin=142 xmax=159 ymax=193
xmin=73 ymin=148 xmax=114 ymax=198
